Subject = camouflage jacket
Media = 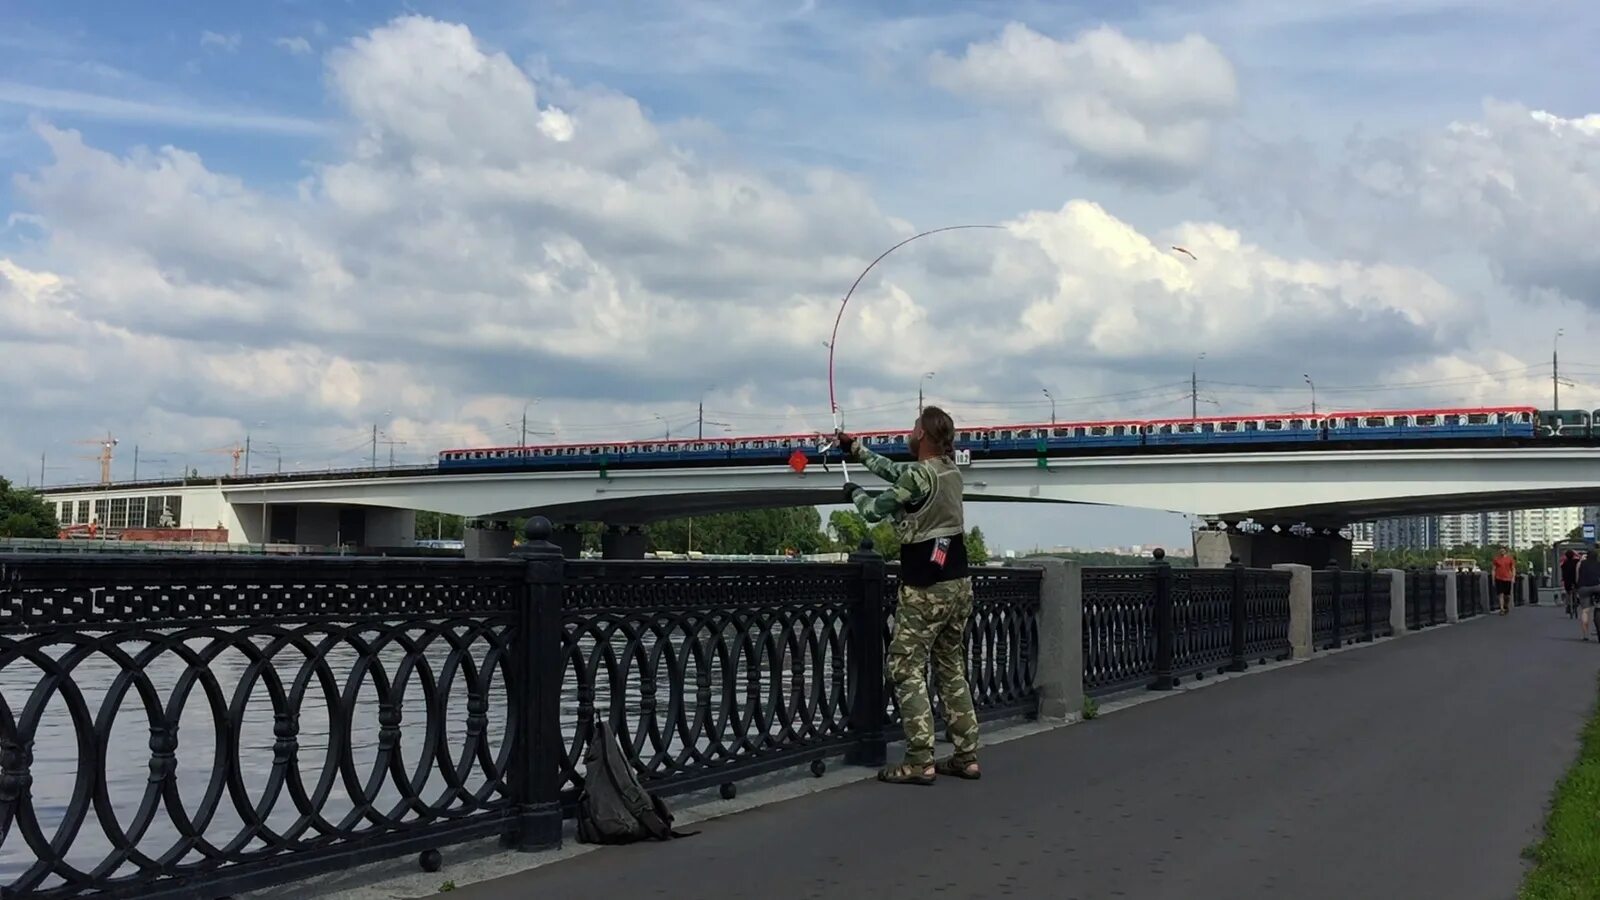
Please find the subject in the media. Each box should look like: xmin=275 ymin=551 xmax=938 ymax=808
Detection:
xmin=846 ymin=442 xmax=935 ymax=523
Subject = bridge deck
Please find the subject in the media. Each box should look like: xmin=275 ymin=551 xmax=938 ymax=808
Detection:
xmin=447 ymin=606 xmax=1599 ymax=900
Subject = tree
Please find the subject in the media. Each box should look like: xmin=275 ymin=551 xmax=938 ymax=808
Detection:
xmin=414 ymin=510 xmax=465 ymax=541
xmin=0 ymin=477 xmax=59 ymax=538
xmin=1568 ymin=524 xmax=1587 ymax=541
xmin=647 ymin=508 xmax=829 ymax=555
xmin=966 ymin=526 xmax=989 ymax=565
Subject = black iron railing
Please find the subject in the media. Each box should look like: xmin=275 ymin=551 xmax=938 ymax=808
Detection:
xmin=1456 ymin=571 xmax=1481 ymax=618
xmin=0 ymin=554 xmax=531 ymax=900
xmin=0 ymin=526 xmax=1046 ymax=899
xmin=1082 ymin=553 xmax=1293 ymax=697
xmin=1312 ymin=566 xmax=1386 ymax=650
xmin=1082 ymin=567 xmax=1158 ymax=696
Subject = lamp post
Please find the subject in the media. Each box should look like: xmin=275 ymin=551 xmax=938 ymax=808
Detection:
xmin=697 ymin=385 xmax=716 ymax=440
xmin=1303 ymin=374 xmax=1317 ymax=417
xmin=520 ymin=399 xmax=540 ymax=448
xmin=919 ymin=371 xmax=935 ymax=412
xmin=654 ymin=414 xmax=670 ymax=440
xmin=1042 ymin=388 xmax=1056 ymax=425
xmin=1554 ymin=328 xmax=1564 ymax=411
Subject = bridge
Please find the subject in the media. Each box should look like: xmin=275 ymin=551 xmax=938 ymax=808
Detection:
xmin=34 ymin=442 xmax=1600 ymax=565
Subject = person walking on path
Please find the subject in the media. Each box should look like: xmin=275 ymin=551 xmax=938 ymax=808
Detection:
xmin=836 ymin=406 xmax=980 ymax=785
xmin=1575 ymin=550 xmax=1600 ymax=640
xmin=1493 ymin=547 xmax=1516 ymax=615
xmin=1561 ymin=549 xmax=1580 ymax=617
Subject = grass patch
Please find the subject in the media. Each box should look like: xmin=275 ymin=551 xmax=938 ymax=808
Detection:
xmin=1519 ymin=674 xmax=1600 ymax=899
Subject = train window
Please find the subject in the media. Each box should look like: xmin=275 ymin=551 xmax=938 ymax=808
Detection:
xmin=1090 ymin=426 xmax=1107 ymax=436
xmin=1071 ymin=427 xmax=1084 ymax=437
xmin=1052 ymin=427 xmax=1072 ymax=438
xmin=998 ymin=430 xmax=1013 ymax=440
xmin=1263 ymin=420 xmax=1283 ymax=431
xmin=666 ymin=444 xmax=680 ymax=451
xmin=1467 ymin=414 xmax=1489 ymax=425
xmin=1517 ymin=412 xmax=1532 ymax=423
xmin=1200 ymin=423 xmax=1215 ymax=433
xmin=1112 ymin=425 xmax=1125 ymax=436
xmin=958 ymin=431 xmax=973 ymax=442
xmin=1416 ymin=415 xmax=1437 ymax=426
xmin=1287 ymin=419 xmax=1304 ymax=430
xmin=1017 ymin=429 xmax=1034 ymax=439
xmin=1243 ymin=421 xmax=1258 ymax=431
xmin=1176 ymin=424 xmax=1194 ymax=434
xmin=1442 ymin=415 xmax=1460 ymax=426
xmin=1218 ymin=421 xmax=1238 ymax=433
xmin=1160 ymin=424 xmax=1175 ymax=434
xmin=1342 ymin=417 xmax=1358 ymax=429
xmin=1364 ymin=416 xmax=1387 ymax=427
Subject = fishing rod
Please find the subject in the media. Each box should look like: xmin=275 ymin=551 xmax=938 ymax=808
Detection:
xmin=821 ymin=224 xmax=1007 ymax=481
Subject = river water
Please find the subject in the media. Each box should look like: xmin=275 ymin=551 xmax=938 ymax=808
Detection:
xmin=0 ymin=618 xmax=847 ymax=892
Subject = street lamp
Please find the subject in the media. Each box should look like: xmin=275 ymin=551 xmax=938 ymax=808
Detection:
xmin=1554 ymin=328 xmax=1565 ymax=411
xmin=520 ymin=399 xmax=540 ymax=447
xmin=698 ymin=385 xmax=717 ymax=440
xmin=919 ymin=371 xmax=935 ymax=411
xmin=654 ymin=414 xmax=670 ymax=440
xmin=1303 ymin=374 xmax=1317 ymax=417
xmin=1042 ymin=388 xmax=1056 ymax=425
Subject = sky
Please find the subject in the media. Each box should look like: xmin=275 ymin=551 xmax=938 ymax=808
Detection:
xmin=2 ymin=0 xmax=1598 ymax=553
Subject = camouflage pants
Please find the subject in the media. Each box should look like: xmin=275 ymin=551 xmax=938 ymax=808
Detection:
xmin=889 ymin=577 xmax=979 ymax=766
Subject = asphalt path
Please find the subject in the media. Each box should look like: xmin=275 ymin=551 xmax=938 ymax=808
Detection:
xmin=446 ymin=607 xmax=1599 ymax=900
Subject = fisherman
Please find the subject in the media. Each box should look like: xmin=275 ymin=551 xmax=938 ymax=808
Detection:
xmin=836 ymin=405 xmax=979 ymax=784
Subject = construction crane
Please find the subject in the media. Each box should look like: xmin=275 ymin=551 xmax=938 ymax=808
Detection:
xmin=198 ymin=444 xmax=244 ymax=478
xmin=72 ymin=432 xmax=118 ymax=484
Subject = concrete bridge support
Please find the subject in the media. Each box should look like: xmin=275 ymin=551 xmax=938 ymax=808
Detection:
xmin=551 ymin=523 xmax=584 ymax=559
xmin=464 ymin=519 xmax=514 ymax=558
xmin=601 ymin=524 xmax=647 ymax=559
xmin=1194 ymin=529 xmax=1353 ymax=570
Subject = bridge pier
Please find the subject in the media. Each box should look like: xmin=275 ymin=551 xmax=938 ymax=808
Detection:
xmin=551 ymin=523 xmax=584 ymax=559
xmin=1194 ymin=529 xmax=1352 ymax=569
xmin=601 ymin=523 xmax=647 ymax=559
xmin=464 ymin=519 xmax=514 ymax=558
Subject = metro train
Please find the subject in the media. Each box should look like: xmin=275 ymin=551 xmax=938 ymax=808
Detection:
xmin=435 ymin=405 xmax=1577 ymax=473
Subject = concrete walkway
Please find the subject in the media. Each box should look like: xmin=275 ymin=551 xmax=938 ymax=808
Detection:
xmin=444 ymin=608 xmax=1600 ymax=900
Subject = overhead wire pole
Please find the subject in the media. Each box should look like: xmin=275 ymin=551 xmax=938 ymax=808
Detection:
xmin=1191 ymin=352 xmax=1206 ymax=421
xmin=1554 ymin=328 xmax=1564 ymax=411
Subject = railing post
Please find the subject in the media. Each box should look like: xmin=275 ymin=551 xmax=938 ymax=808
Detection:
xmin=1148 ymin=549 xmax=1177 ymax=691
xmin=1021 ymin=556 xmax=1083 ymax=721
xmin=846 ymin=538 xmax=888 ymax=767
xmin=1274 ymin=563 xmax=1314 ymax=659
xmin=1444 ymin=568 xmax=1460 ymax=623
xmin=1381 ymin=568 xmax=1407 ymax=636
xmin=1361 ymin=564 xmax=1375 ymax=642
xmin=503 ymin=517 xmax=564 ymax=851
xmin=1326 ymin=560 xmax=1342 ymax=650
xmin=1227 ymin=554 xmax=1248 ymax=672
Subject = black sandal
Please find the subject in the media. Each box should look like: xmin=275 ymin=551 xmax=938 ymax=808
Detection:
xmin=878 ymin=762 xmax=935 ymax=785
xmin=935 ymin=757 xmax=981 ymax=780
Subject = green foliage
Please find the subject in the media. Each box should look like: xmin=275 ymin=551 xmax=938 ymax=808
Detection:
xmin=438 ymin=880 xmax=457 ymax=892
xmin=1369 ymin=544 xmax=1544 ymax=573
xmin=0 ymin=477 xmax=58 ymax=538
xmin=648 ymin=508 xmax=828 ymax=555
xmin=966 ymin=526 xmax=989 ymax=564
xmin=1519 ymin=673 xmax=1600 ymax=899
xmin=1568 ymin=524 xmax=1587 ymax=541
xmin=414 ymin=511 xmax=465 ymax=541
xmin=1082 ymin=696 xmax=1100 ymax=720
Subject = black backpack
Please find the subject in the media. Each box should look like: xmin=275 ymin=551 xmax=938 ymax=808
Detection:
xmin=575 ymin=721 xmax=695 ymax=844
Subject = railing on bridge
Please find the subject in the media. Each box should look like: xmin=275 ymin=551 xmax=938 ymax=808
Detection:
xmin=1 ymin=524 xmax=1472 ymax=900
xmin=1310 ymin=565 xmax=1398 ymax=650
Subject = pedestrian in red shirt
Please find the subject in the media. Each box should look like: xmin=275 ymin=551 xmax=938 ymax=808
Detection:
xmin=1492 ymin=548 xmax=1516 ymax=615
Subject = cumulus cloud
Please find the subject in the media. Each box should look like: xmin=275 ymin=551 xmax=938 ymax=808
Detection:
xmin=1215 ymin=100 xmax=1600 ymax=308
xmin=930 ymin=23 xmax=1239 ymax=183
xmin=0 ymin=14 xmax=1518 ymax=486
